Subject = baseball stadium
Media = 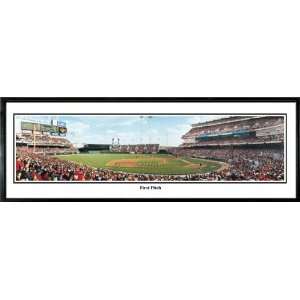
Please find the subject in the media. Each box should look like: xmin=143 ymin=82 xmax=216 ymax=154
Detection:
xmin=15 ymin=115 xmax=285 ymax=182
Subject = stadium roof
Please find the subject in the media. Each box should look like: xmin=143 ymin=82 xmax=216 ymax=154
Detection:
xmin=191 ymin=115 xmax=275 ymax=128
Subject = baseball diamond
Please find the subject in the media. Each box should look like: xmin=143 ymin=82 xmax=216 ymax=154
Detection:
xmin=15 ymin=114 xmax=285 ymax=182
xmin=56 ymin=153 xmax=223 ymax=175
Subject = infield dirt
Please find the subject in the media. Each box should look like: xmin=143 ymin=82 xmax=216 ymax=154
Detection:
xmin=56 ymin=153 xmax=222 ymax=175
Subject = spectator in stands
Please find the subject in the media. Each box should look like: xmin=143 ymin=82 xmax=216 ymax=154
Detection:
xmin=15 ymin=146 xmax=284 ymax=182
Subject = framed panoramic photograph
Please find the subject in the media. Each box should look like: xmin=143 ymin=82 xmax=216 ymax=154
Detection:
xmin=1 ymin=98 xmax=299 ymax=201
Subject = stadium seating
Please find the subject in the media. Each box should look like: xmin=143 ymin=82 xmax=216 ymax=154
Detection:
xmin=111 ymin=144 xmax=159 ymax=154
xmin=16 ymin=132 xmax=76 ymax=155
xmin=15 ymin=115 xmax=285 ymax=182
xmin=182 ymin=116 xmax=284 ymax=146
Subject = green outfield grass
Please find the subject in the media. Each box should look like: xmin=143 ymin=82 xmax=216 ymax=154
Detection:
xmin=56 ymin=153 xmax=223 ymax=175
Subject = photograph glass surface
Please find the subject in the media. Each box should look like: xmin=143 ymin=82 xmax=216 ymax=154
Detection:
xmin=15 ymin=114 xmax=285 ymax=182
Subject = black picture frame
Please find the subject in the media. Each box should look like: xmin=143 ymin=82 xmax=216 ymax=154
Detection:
xmin=1 ymin=97 xmax=299 ymax=202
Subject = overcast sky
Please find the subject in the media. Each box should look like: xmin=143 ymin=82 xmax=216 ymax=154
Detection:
xmin=15 ymin=115 xmax=227 ymax=146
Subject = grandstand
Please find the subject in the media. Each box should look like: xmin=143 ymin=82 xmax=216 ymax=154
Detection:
xmin=111 ymin=144 xmax=160 ymax=154
xmin=78 ymin=144 xmax=111 ymax=153
xmin=16 ymin=120 xmax=77 ymax=155
xmin=181 ymin=115 xmax=284 ymax=147
xmin=167 ymin=115 xmax=285 ymax=181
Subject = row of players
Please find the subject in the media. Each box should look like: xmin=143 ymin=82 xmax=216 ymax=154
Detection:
xmin=16 ymin=146 xmax=284 ymax=181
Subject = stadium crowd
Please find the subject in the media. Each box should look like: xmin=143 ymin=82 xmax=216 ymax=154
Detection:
xmin=183 ymin=116 xmax=284 ymax=140
xmin=16 ymin=146 xmax=77 ymax=155
xmin=181 ymin=133 xmax=284 ymax=147
xmin=169 ymin=147 xmax=284 ymax=181
xmin=17 ymin=133 xmax=74 ymax=147
xmin=16 ymin=133 xmax=77 ymax=155
xmin=15 ymin=146 xmax=284 ymax=181
xmin=15 ymin=115 xmax=285 ymax=182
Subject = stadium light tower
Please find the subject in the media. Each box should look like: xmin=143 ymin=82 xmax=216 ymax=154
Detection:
xmin=139 ymin=116 xmax=144 ymax=143
xmin=140 ymin=115 xmax=153 ymax=144
xmin=146 ymin=116 xmax=153 ymax=144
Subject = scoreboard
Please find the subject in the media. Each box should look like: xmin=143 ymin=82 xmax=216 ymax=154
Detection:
xmin=21 ymin=121 xmax=67 ymax=136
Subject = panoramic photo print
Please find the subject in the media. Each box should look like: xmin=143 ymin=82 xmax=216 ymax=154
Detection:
xmin=15 ymin=114 xmax=286 ymax=182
